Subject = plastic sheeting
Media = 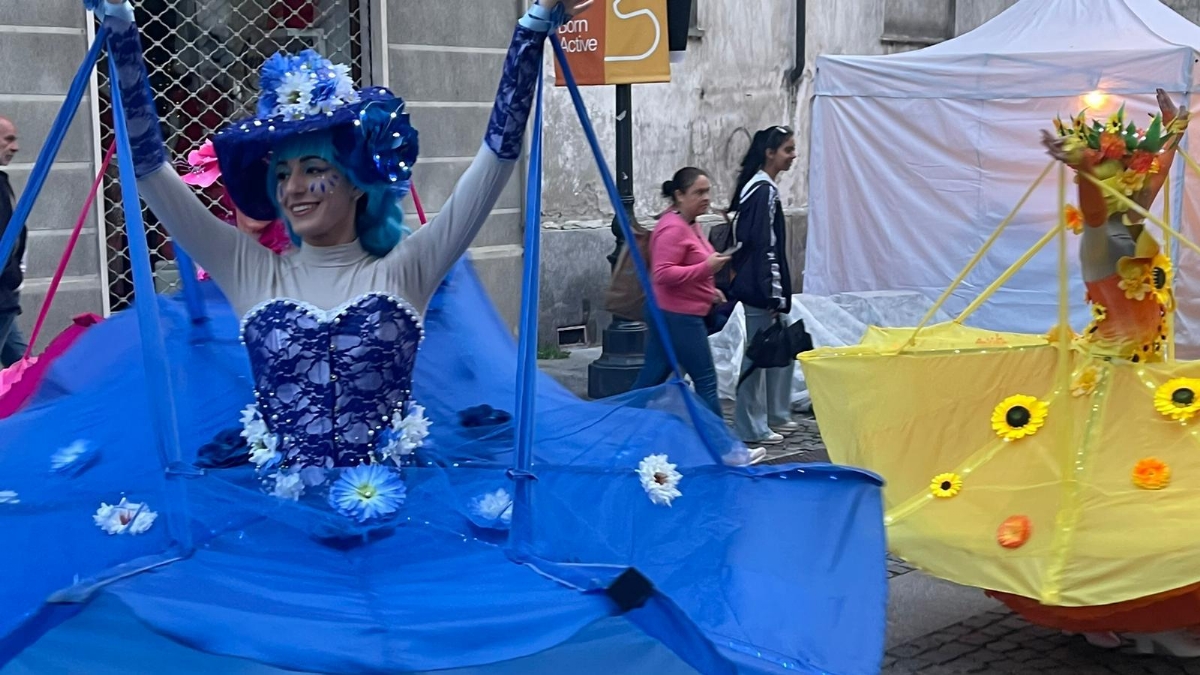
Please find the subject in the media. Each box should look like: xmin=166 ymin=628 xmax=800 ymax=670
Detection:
xmin=0 ymin=266 xmax=888 ymax=675
xmin=807 ymin=0 xmax=1200 ymax=355
xmin=710 ymin=292 xmax=949 ymax=402
xmin=803 ymin=321 xmax=1200 ymax=608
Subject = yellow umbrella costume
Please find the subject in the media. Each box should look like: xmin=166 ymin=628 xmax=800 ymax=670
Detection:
xmin=801 ymin=92 xmax=1200 ymax=638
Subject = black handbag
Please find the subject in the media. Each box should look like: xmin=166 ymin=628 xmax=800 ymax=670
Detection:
xmin=743 ymin=317 xmax=813 ymax=375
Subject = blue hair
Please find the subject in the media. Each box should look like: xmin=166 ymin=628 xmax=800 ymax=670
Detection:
xmin=267 ymin=131 xmax=410 ymax=257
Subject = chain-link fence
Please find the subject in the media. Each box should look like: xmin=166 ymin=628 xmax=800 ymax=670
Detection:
xmin=95 ymin=0 xmax=368 ymax=311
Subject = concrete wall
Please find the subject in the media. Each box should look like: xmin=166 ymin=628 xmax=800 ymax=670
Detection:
xmin=2 ymin=3 xmax=104 ymax=349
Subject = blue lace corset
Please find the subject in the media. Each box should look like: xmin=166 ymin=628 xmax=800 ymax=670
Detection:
xmin=240 ymin=293 xmax=424 ymax=468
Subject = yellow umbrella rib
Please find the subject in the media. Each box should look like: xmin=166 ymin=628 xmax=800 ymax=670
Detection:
xmin=1040 ymin=360 xmax=1111 ymax=605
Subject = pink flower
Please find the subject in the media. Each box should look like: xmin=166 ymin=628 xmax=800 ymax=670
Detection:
xmin=257 ymin=222 xmax=294 ymax=255
xmin=180 ymin=140 xmax=222 ymax=188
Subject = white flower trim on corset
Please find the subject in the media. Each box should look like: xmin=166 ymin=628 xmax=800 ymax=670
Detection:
xmin=238 ymin=291 xmax=425 ymax=343
xmin=242 ymin=404 xmax=281 ymax=469
xmin=379 ymin=401 xmax=431 ymax=465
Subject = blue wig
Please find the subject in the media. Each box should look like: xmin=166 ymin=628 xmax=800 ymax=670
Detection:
xmin=268 ymin=131 xmax=411 ymax=257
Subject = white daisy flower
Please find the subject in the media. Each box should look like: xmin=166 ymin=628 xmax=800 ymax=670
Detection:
xmin=94 ymin=498 xmax=157 ymax=535
xmin=51 ymin=440 xmax=97 ymax=475
xmin=396 ymin=403 xmax=430 ymax=448
xmin=0 ymin=490 xmax=19 ymax=504
xmin=242 ymin=404 xmax=281 ymax=468
xmin=382 ymin=403 xmax=431 ymax=464
xmin=331 ymin=65 xmax=356 ymax=101
xmin=241 ymin=405 xmax=267 ymax=441
xmin=248 ymin=432 xmax=281 ymax=469
xmin=270 ymin=471 xmax=305 ymax=501
xmin=637 ymin=454 xmax=683 ymax=507
xmin=471 ymin=488 xmax=513 ymax=525
xmin=273 ymin=71 xmax=315 ymax=117
xmin=239 ymin=404 xmax=260 ymax=427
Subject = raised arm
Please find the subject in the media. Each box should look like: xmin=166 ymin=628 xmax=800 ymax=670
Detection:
xmin=100 ymin=0 xmax=270 ymax=294
xmin=387 ymin=0 xmax=592 ymax=312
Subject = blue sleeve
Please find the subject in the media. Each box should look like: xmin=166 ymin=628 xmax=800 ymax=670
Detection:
xmin=103 ymin=11 xmax=168 ymax=178
xmin=484 ymin=8 xmax=551 ymax=160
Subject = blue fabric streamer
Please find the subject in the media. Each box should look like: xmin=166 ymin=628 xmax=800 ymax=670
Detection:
xmin=107 ymin=48 xmax=194 ymax=554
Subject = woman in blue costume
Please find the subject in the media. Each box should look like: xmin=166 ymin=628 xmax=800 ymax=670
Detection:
xmin=0 ymin=1 xmax=888 ymax=673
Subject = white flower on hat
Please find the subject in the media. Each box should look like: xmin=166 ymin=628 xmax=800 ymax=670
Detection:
xmin=275 ymin=70 xmax=316 ymax=120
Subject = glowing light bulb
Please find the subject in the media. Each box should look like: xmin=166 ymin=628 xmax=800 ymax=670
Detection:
xmin=1082 ymin=90 xmax=1108 ymax=109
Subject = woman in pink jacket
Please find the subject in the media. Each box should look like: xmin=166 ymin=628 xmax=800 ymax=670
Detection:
xmin=631 ymin=167 xmax=729 ymax=417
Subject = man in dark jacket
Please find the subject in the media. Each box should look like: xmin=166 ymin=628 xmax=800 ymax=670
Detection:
xmin=0 ymin=116 xmax=28 ymax=367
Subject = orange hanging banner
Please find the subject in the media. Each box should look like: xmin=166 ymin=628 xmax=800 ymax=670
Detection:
xmin=554 ymin=0 xmax=671 ymax=86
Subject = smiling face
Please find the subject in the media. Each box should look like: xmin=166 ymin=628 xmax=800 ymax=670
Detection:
xmin=765 ymin=135 xmax=796 ymax=175
xmin=273 ymin=155 xmax=361 ymax=247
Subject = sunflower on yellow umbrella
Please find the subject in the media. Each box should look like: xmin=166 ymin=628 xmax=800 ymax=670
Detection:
xmin=991 ymin=394 xmax=1049 ymax=441
xmin=1154 ymin=378 xmax=1200 ymax=421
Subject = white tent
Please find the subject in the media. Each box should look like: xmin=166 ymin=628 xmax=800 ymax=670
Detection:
xmin=806 ymin=0 xmax=1200 ymax=352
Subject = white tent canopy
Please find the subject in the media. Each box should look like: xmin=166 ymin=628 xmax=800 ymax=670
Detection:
xmin=806 ymin=0 xmax=1200 ymax=351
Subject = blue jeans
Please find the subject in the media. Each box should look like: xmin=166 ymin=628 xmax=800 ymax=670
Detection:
xmin=632 ymin=309 xmax=722 ymax=418
xmin=0 ymin=310 xmax=28 ymax=367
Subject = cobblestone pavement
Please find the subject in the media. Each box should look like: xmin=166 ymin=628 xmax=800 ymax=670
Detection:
xmin=882 ymin=611 xmax=1200 ymax=675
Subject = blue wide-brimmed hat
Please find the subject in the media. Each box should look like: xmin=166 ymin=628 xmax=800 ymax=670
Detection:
xmin=212 ymin=50 xmax=419 ymax=221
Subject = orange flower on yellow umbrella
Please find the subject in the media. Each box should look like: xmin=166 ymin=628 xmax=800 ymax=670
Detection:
xmin=996 ymin=516 xmax=1032 ymax=549
xmin=1128 ymin=150 xmax=1155 ymax=174
xmin=1063 ymin=204 xmax=1083 ymax=234
xmin=1132 ymin=458 xmax=1170 ymax=490
xmin=1100 ymin=132 xmax=1126 ymax=160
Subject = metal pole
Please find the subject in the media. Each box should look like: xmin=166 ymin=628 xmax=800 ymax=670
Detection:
xmin=611 ymin=83 xmax=635 ymax=264
xmin=586 ymin=83 xmax=646 ymax=399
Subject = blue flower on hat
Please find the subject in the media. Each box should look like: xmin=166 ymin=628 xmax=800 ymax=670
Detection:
xmin=351 ymin=102 xmax=419 ymax=186
xmin=257 ymin=50 xmax=360 ymax=121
